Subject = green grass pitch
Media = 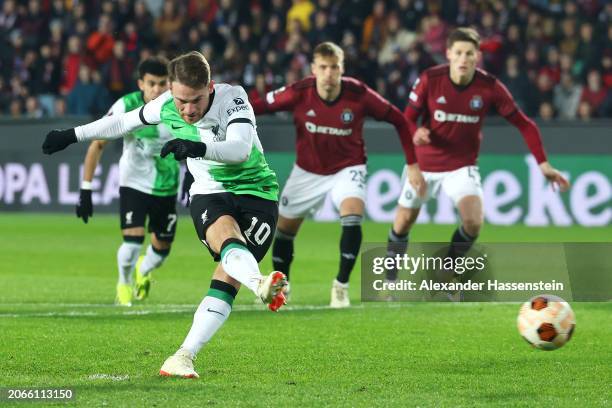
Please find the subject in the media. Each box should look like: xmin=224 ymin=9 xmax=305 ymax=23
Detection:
xmin=0 ymin=213 xmax=610 ymax=407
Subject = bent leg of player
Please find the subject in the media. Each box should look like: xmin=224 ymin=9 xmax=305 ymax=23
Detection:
xmin=329 ymin=165 xmax=367 ymax=308
xmin=387 ymin=167 xmax=440 ymax=282
xmin=160 ymin=194 xmax=286 ymax=378
xmin=116 ymin=187 xmax=149 ymax=306
xmin=160 ymin=269 xmax=237 ymax=379
xmin=135 ymin=194 xmax=178 ymax=300
xmin=442 ymin=166 xmax=484 ymax=265
xmin=116 ymin=235 xmax=143 ymax=306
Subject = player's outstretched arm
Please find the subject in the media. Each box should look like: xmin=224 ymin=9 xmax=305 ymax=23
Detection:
xmin=42 ymin=108 xmax=149 ymax=155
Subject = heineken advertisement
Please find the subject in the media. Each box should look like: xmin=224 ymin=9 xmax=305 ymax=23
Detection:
xmin=0 ymin=152 xmax=610 ymax=227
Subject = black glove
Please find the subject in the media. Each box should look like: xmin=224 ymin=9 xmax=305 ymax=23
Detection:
xmin=76 ymin=188 xmax=93 ymax=223
xmin=160 ymin=139 xmax=207 ymax=161
xmin=42 ymin=128 xmax=77 ymax=155
xmin=181 ymin=170 xmax=194 ymax=207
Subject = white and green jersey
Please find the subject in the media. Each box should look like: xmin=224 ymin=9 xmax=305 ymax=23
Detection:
xmin=109 ymin=91 xmax=178 ymax=196
xmin=75 ymin=83 xmax=278 ymax=201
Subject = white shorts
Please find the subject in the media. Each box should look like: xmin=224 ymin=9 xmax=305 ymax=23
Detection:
xmin=279 ymin=164 xmax=367 ymax=219
xmin=398 ymin=165 xmax=483 ymax=208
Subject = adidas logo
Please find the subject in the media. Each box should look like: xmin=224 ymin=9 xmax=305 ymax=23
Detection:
xmin=306 ymin=109 xmax=316 ymax=117
xmin=436 ymin=96 xmax=447 ymax=104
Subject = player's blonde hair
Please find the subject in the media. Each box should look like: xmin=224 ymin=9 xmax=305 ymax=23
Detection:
xmin=447 ymin=27 xmax=481 ymax=49
xmin=168 ymin=51 xmax=211 ymax=88
xmin=313 ymin=42 xmax=344 ymax=61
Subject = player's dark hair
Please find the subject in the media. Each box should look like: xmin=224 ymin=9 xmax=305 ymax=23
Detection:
xmin=137 ymin=56 xmax=168 ymax=79
xmin=168 ymin=51 xmax=211 ymax=88
xmin=313 ymin=41 xmax=344 ymax=60
xmin=447 ymin=27 xmax=481 ymax=49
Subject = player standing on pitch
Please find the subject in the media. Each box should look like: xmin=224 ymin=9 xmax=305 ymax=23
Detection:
xmin=42 ymin=51 xmax=287 ymax=379
xmin=76 ymin=57 xmax=184 ymax=307
xmin=386 ymin=28 xmax=569 ymax=282
xmin=252 ymin=41 xmax=424 ymax=308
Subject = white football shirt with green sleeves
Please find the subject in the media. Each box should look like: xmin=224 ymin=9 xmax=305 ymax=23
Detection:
xmin=110 ymin=91 xmax=179 ymax=196
xmin=141 ymin=84 xmax=279 ymax=201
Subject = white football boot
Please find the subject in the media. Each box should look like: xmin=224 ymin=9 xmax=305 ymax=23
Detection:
xmin=256 ymin=271 xmax=287 ymax=312
xmin=330 ymin=279 xmax=350 ymax=308
xmin=159 ymin=348 xmax=199 ymax=379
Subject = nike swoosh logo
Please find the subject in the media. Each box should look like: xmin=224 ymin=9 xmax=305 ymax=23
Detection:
xmin=171 ymin=124 xmax=184 ymax=129
xmin=207 ymin=308 xmax=225 ymax=316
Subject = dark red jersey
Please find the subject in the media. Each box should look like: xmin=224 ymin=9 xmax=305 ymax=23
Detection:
xmin=252 ymin=76 xmax=415 ymax=175
xmin=406 ymin=65 xmax=546 ymax=172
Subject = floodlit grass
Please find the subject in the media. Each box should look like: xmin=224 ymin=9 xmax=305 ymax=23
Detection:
xmin=0 ymin=214 xmax=610 ymax=407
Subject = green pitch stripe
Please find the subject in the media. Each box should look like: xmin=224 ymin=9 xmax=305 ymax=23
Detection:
xmin=206 ymin=288 xmax=235 ymax=306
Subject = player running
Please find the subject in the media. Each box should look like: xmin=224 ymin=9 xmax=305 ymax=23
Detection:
xmin=252 ymin=41 xmax=424 ymax=308
xmin=76 ymin=57 xmax=181 ymax=306
xmin=386 ymin=28 xmax=569 ymax=285
xmin=42 ymin=51 xmax=287 ymax=379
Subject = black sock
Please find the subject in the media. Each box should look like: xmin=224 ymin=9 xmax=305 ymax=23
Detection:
xmin=447 ymin=225 xmax=477 ymax=259
xmin=272 ymin=229 xmax=295 ymax=281
xmin=336 ymin=215 xmax=362 ymax=284
xmin=386 ymin=229 xmax=409 ymax=281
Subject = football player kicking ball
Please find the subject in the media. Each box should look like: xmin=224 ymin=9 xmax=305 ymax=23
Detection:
xmin=386 ymin=28 xmax=569 ymax=286
xmin=252 ymin=41 xmax=424 ymax=308
xmin=43 ymin=51 xmax=287 ymax=378
xmin=76 ymin=57 xmax=182 ymax=307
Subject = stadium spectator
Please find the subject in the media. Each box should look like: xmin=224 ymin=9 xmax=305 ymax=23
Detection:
xmin=580 ymin=69 xmax=609 ymax=117
xmin=0 ymin=0 xmax=18 ymax=35
xmin=553 ymin=72 xmax=582 ymax=119
xmin=500 ymin=54 xmax=530 ymax=113
xmin=86 ymin=14 xmax=115 ymax=68
xmin=154 ymin=1 xmax=184 ymax=49
xmin=286 ymin=0 xmax=316 ymax=32
xmin=361 ymin=0 xmax=387 ymax=53
xmin=67 ymin=66 xmax=110 ymax=116
xmin=538 ymin=101 xmax=556 ymax=121
xmin=0 ymin=0 xmax=609 ymax=119
xmin=60 ymin=36 xmax=85 ymax=95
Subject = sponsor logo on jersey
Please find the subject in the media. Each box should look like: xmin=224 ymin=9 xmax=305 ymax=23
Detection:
xmin=227 ymin=105 xmax=250 ymax=116
xmin=171 ymin=124 xmax=184 ymax=129
xmin=212 ymin=124 xmax=220 ymax=136
xmin=436 ymin=96 xmax=447 ymax=104
xmin=470 ymin=95 xmax=483 ymax=110
xmin=306 ymin=109 xmax=316 ymax=117
xmin=305 ymin=121 xmax=352 ymax=136
xmin=433 ymin=109 xmax=480 ymax=123
xmin=341 ymin=108 xmax=354 ymax=124
xmin=233 ymin=97 xmax=244 ymax=105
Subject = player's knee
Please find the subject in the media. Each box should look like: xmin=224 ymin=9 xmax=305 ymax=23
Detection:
xmin=151 ymin=245 xmax=171 ymax=267
xmin=394 ymin=208 xmax=418 ymax=233
xmin=462 ymin=218 xmax=482 ymax=237
xmin=123 ymin=235 xmax=145 ymax=244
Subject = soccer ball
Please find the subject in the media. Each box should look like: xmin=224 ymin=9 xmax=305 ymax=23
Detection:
xmin=517 ymin=294 xmax=575 ymax=350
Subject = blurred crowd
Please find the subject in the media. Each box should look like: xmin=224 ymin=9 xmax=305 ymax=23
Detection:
xmin=0 ymin=0 xmax=610 ymax=120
